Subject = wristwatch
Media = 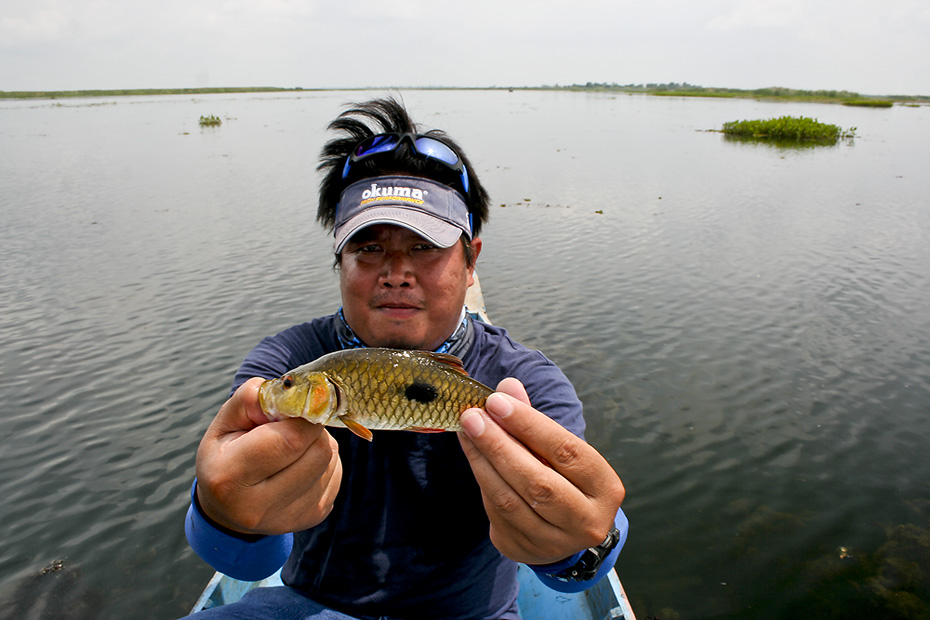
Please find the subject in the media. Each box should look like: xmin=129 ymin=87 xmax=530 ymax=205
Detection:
xmin=551 ymin=526 xmax=622 ymax=582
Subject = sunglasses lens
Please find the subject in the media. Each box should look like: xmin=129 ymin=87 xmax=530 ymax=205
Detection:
xmin=345 ymin=133 xmax=469 ymax=195
xmin=460 ymin=163 xmax=469 ymax=194
xmin=355 ymin=134 xmax=400 ymax=158
xmin=413 ymin=137 xmax=459 ymax=166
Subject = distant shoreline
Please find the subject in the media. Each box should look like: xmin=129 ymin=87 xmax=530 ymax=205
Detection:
xmin=1 ymin=84 xmax=927 ymax=104
xmin=0 ymin=86 xmax=312 ymax=99
xmin=545 ymin=83 xmax=928 ymax=105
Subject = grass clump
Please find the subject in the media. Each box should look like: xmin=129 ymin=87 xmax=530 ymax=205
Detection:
xmin=721 ymin=115 xmax=855 ymax=142
xmin=199 ymin=115 xmax=222 ymax=127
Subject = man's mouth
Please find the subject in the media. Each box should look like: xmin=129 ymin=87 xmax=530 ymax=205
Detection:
xmin=374 ymin=299 xmax=423 ymax=318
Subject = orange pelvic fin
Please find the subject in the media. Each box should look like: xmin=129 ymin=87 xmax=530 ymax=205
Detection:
xmin=340 ymin=416 xmax=374 ymax=442
xmin=408 ymin=427 xmax=448 ymax=434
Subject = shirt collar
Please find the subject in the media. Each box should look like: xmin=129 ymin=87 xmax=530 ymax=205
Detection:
xmin=335 ymin=307 xmax=474 ymax=359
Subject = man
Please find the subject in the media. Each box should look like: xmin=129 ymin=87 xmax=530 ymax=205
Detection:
xmin=184 ymin=97 xmax=627 ymax=620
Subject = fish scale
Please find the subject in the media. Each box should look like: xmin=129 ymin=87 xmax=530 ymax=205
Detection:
xmin=258 ymin=348 xmax=494 ymax=441
xmin=326 ymin=349 xmax=491 ymax=430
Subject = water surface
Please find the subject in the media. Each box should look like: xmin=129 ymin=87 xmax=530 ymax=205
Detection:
xmin=1 ymin=90 xmax=929 ymax=619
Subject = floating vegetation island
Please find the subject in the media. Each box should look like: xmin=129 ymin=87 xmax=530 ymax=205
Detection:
xmin=721 ymin=115 xmax=855 ymax=143
xmin=199 ymin=115 xmax=222 ymax=127
xmin=842 ymin=99 xmax=894 ymax=108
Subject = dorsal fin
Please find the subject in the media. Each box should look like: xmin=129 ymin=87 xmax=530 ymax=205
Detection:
xmin=421 ymin=351 xmax=470 ymax=376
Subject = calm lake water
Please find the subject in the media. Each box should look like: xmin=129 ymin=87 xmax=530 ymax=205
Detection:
xmin=2 ymin=90 xmax=929 ymax=620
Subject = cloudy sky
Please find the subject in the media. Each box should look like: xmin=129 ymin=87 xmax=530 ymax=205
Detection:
xmin=2 ymin=0 xmax=928 ymax=96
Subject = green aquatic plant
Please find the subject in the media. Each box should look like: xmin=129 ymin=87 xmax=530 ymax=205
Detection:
xmin=721 ymin=116 xmax=855 ymax=143
xmin=842 ymin=99 xmax=894 ymax=108
xmin=199 ymin=115 xmax=222 ymax=127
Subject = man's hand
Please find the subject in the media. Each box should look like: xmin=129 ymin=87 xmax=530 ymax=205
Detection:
xmin=195 ymin=377 xmax=343 ymax=536
xmin=458 ymin=378 xmax=625 ymax=565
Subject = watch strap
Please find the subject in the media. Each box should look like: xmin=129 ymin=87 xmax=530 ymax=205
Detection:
xmin=551 ymin=526 xmax=621 ymax=582
xmin=529 ymin=507 xmax=628 ymax=593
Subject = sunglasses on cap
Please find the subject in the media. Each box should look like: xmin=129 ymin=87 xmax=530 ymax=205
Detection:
xmin=341 ymin=133 xmax=470 ymax=197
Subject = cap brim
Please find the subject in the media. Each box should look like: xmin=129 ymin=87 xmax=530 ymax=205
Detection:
xmin=334 ymin=206 xmax=464 ymax=253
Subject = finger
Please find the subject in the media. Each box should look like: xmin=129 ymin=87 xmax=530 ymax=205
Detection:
xmin=459 ymin=426 xmax=552 ymax=533
xmin=199 ymin=386 xmax=331 ymax=495
xmin=459 ymin=407 xmax=588 ymax=528
xmin=458 ymin=411 xmax=539 ymax=514
xmin=458 ymin=428 xmax=572 ymax=559
xmin=210 ymin=417 xmax=330 ymax=488
xmin=204 ymin=378 xmax=329 ymax=486
xmin=495 ymin=376 xmax=531 ymax=406
xmin=489 ymin=380 xmax=548 ymax=467
xmin=258 ymin=425 xmax=341 ymax=504
xmin=197 ymin=422 xmax=341 ymax=533
xmin=209 ymin=378 xmax=274 ymax=437
xmin=465 ymin=389 xmax=625 ymax=540
xmin=483 ymin=391 xmax=616 ymax=501
xmin=253 ymin=429 xmax=343 ymax=533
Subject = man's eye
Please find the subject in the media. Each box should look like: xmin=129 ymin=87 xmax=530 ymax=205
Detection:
xmin=356 ymin=244 xmax=382 ymax=253
xmin=413 ymin=243 xmax=438 ymax=251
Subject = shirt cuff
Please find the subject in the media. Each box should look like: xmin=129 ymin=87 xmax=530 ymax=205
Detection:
xmin=527 ymin=507 xmax=628 ymax=593
xmin=185 ymin=479 xmax=293 ymax=581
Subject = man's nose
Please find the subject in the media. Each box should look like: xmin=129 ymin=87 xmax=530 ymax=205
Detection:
xmin=379 ymin=252 xmax=414 ymax=287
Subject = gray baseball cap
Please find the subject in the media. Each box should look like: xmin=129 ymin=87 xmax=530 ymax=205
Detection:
xmin=334 ymin=176 xmax=472 ymax=253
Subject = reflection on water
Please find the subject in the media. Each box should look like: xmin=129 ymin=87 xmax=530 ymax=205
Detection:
xmin=1 ymin=90 xmax=929 ymax=619
xmin=721 ymin=132 xmax=851 ymax=150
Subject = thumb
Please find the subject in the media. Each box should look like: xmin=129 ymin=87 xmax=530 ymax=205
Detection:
xmin=494 ymin=377 xmax=531 ymax=406
xmin=209 ymin=377 xmax=272 ymax=438
xmin=198 ymin=377 xmax=327 ymax=487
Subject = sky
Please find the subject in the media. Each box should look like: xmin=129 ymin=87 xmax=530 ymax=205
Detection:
xmin=2 ymin=0 xmax=928 ymax=96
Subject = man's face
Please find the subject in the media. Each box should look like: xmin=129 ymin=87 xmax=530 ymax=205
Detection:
xmin=339 ymin=224 xmax=481 ymax=351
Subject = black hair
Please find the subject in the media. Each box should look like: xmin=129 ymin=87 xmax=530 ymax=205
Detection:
xmin=317 ymin=96 xmax=490 ymax=238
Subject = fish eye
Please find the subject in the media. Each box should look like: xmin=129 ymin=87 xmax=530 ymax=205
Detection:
xmin=282 ymin=375 xmax=294 ymax=389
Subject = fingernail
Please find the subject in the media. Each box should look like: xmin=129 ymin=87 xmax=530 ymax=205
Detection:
xmin=486 ymin=393 xmax=514 ymax=419
xmin=460 ymin=409 xmax=486 ymax=437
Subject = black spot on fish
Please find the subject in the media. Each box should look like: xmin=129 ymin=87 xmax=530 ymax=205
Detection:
xmin=404 ymin=382 xmax=438 ymax=404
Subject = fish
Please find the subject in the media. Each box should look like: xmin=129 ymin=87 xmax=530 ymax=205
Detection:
xmin=258 ymin=348 xmax=494 ymax=442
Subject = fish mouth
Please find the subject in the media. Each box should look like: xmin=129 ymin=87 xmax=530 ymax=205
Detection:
xmin=258 ymin=380 xmax=282 ymax=421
